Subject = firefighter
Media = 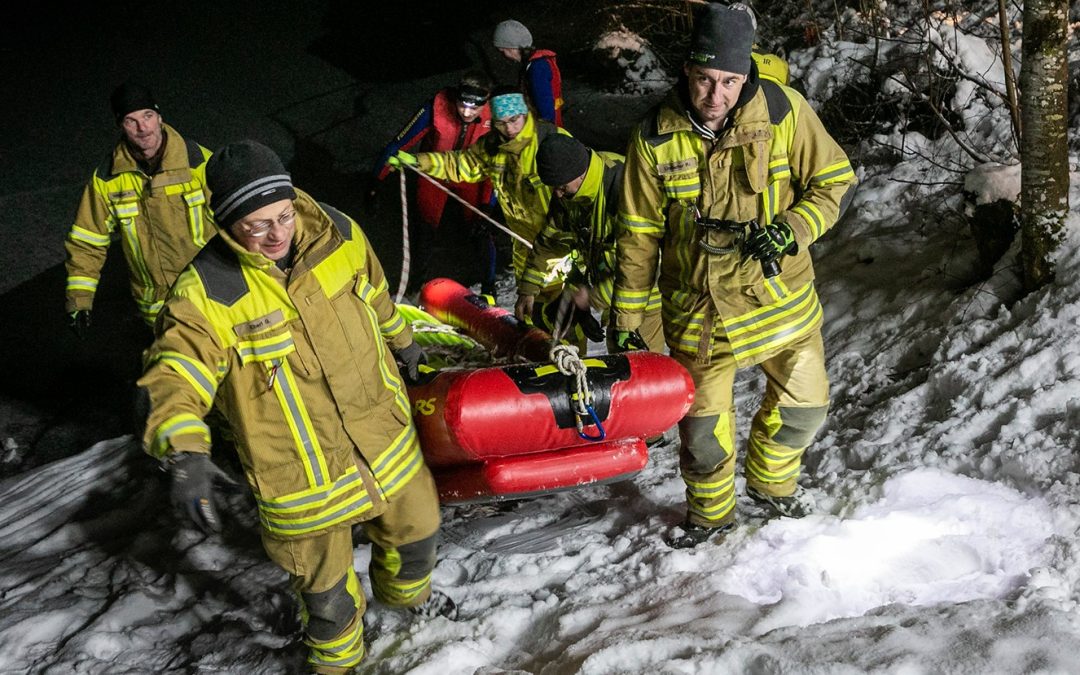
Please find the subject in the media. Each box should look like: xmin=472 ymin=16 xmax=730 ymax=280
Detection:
xmin=64 ymin=82 xmax=216 ymax=334
xmin=517 ymin=134 xmax=665 ymax=354
xmin=137 ymin=141 xmax=456 ymax=674
xmin=368 ymin=72 xmax=497 ymax=295
xmin=388 ymin=88 xmax=574 ymax=317
xmin=493 ymin=19 xmax=564 ymax=127
xmin=611 ymin=3 xmax=857 ymax=548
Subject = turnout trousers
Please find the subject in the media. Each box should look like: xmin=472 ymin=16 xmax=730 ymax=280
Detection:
xmin=262 ymin=460 xmax=441 ymax=674
xmin=671 ymin=328 xmax=830 ymax=528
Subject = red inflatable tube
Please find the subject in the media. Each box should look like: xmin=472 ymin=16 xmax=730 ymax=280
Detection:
xmin=432 ymin=438 xmax=649 ymax=504
xmin=418 ymin=277 xmax=553 ymax=361
xmin=409 ymin=351 xmax=694 ymax=467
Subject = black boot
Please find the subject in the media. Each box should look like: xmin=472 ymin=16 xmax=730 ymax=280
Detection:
xmin=664 ymin=520 xmax=734 ymax=549
xmin=409 ymin=590 xmax=458 ymax=620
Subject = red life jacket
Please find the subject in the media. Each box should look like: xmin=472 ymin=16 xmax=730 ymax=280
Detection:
xmin=524 ymin=49 xmax=563 ymax=127
xmin=419 ymin=89 xmax=494 ymax=226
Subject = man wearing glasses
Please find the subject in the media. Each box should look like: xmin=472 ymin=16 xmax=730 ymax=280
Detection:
xmin=138 ymin=141 xmax=454 ymax=674
xmin=368 ymin=72 xmax=496 ymax=296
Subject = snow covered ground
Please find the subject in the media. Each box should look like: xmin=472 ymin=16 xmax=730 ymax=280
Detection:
xmin=2 ymin=2 xmax=1080 ymax=674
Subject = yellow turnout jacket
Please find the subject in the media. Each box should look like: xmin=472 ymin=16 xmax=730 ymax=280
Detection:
xmin=614 ymin=75 xmax=857 ymax=366
xmin=64 ymin=124 xmax=215 ymax=324
xmin=138 ymin=190 xmax=425 ymax=539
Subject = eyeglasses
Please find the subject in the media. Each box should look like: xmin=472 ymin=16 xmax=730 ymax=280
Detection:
xmin=236 ymin=208 xmax=296 ymax=237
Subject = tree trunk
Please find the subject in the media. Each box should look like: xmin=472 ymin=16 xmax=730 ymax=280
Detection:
xmin=1019 ymin=0 xmax=1070 ymax=291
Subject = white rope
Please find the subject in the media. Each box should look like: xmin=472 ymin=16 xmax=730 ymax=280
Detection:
xmin=549 ymin=343 xmax=592 ymax=417
xmin=394 ymin=170 xmax=410 ymax=303
xmin=401 ymin=162 xmax=533 ymax=248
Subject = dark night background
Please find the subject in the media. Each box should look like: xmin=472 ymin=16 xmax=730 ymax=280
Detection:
xmin=0 ymin=0 xmax=630 ymax=473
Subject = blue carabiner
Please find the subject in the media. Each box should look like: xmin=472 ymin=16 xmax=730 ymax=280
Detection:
xmin=576 ymin=404 xmax=606 ymax=441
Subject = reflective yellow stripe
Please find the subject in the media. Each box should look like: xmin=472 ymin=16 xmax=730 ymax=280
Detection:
xmin=727 ymin=286 xmax=823 ymax=361
xmin=158 ymin=351 xmax=217 ymax=407
xmin=151 ymin=413 xmax=211 ymax=458
xmin=791 ymin=202 xmax=826 ymax=239
xmin=270 ymin=357 xmax=329 ymax=487
xmin=619 ymin=213 xmax=664 ymax=235
xmin=66 ymin=276 xmax=98 ymax=293
xmin=68 ymin=225 xmax=110 ymax=246
xmin=184 ymin=190 xmax=207 ymax=247
xmin=380 ymin=309 xmax=406 ymax=339
xmin=236 ymin=333 xmax=295 ymax=365
xmin=811 ymin=160 xmax=855 ymax=185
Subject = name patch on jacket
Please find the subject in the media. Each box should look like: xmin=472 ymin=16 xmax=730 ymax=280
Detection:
xmin=234 ymin=309 xmax=285 ymax=336
xmin=657 ymin=158 xmax=697 ymax=175
xmin=108 ymin=190 xmax=138 ymax=201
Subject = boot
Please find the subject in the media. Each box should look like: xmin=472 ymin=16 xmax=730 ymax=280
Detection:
xmin=409 ymin=590 xmax=458 ymax=620
xmin=664 ymin=520 xmax=734 ymax=549
xmin=746 ymin=484 xmax=815 ymax=519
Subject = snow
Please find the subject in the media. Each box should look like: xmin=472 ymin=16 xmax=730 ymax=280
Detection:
xmin=3 ymin=2 xmax=1080 ymax=674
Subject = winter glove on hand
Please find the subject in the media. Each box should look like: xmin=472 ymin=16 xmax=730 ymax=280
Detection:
xmin=395 ymin=340 xmax=427 ymax=384
xmin=168 ymin=452 xmax=236 ymax=534
xmin=541 ymin=301 xmax=605 ymax=343
xmin=68 ymin=309 xmax=92 ymax=338
xmin=744 ymin=222 xmax=797 ymax=263
xmin=386 ymin=150 xmax=418 ymax=171
xmin=611 ymin=329 xmax=647 ymax=353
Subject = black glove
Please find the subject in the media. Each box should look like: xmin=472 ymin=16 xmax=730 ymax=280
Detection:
xmin=744 ymin=222 xmax=797 ymax=263
xmin=611 ymin=329 xmax=648 ymax=353
xmin=395 ymin=340 xmax=427 ymax=384
xmin=68 ymin=309 xmax=92 ymax=338
xmin=167 ymin=452 xmax=236 ymax=534
xmin=541 ymin=300 xmax=605 ymax=343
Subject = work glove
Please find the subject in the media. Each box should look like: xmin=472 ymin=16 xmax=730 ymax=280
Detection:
xmin=744 ymin=221 xmax=797 ymax=263
xmin=394 ymin=340 xmax=427 ymax=384
xmin=167 ymin=452 xmax=236 ymax=534
xmin=611 ymin=329 xmax=648 ymax=353
xmin=541 ymin=300 xmax=605 ymax=343
xmin=68 ymin=309 xmax=92 ymax=338
xmin=386 ymin=150 xmax=418 ymax=171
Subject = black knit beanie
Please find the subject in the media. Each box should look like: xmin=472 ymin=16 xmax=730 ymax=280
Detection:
xmin=110 ymin=82 xmax=159 ymax=124
xmin=536 ymin=134 xmax=591 ymax=187
xmin=687 ymin=3 xmax=756 ymax=75
xmin=206 ymin=141 xmax=297 ymax=228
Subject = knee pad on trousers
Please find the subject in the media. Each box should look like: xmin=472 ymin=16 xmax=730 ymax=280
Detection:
xmin=679 ymin=414 xmax=732 ymax=474
xmin=302 ymin=572 xmax=358 ymax=642
xmin=770 ymin=405 xmax=829 ymax=448
xmin=395 ymin=532 xmax=439 ymax=580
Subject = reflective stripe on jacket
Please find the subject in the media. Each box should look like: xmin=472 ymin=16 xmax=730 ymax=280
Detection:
xmin=614 ymin=77 xmax=857 ymax=366
xmin=416 ymin=113 xmax=571 ymax=288
xmin=64 ymin=124 xmax=215 ymax=324
xmin=138 ymin=191 xmax=422 ymax=539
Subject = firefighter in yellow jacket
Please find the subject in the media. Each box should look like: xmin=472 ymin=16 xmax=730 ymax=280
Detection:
xmin=389 ymin=88 xmax=572 ymax=306
xmin=516 ymin=134 xmax=665 ymax=354
xmin=64 ymin=82 xmax=216 ymax=332
xmin=611 ymin=4 xmax=857 ymax=548
xmin=137 ymin=141 xmax=455 ymax=674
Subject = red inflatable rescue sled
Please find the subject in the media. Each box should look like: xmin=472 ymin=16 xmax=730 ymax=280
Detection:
xmin=409 ymin=278 xmax=695 ymax=504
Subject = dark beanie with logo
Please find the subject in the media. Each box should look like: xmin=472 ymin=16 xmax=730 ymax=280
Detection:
xmin=536 ymin=134 xmax=591 ymax=187
xmin=687 ymin=3 xmax=756 ymax=75
xmin=206 ymin=141 xmax=297 ymax=228
xmin=110 ymin=82 xmax=160 ymax=124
